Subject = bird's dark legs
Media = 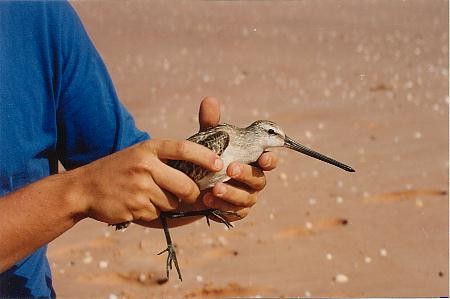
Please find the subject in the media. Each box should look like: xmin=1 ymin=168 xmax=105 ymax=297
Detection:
xmin=158 ymin=209 xmax=241 ymax=281
xmin=157 ymin=214 xmax=182 ymax=280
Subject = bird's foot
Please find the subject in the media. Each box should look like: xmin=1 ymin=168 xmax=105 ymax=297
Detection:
xmin=157 ymin=243 xmax=182 ymax=281
xmin=203 ymin=209 xmax=241 ymax=228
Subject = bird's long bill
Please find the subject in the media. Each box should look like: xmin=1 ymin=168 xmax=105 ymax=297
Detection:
xmin=284 ymin=136 xmax=355 ymax=172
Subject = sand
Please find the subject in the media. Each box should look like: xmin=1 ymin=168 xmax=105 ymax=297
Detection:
xmin=48 ymin=0 xmax=449 ymax=297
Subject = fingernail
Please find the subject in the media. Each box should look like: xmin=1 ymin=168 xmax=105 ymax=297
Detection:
xmin=203 ymin=193 xmax=214 ymax=207
xmin=215 ymin=183 xmax=226 ymax=197
xmin=230 ymin=165 xmax=241 ymax=178
xmin=214 ymin=158 xmax=223 ymax=170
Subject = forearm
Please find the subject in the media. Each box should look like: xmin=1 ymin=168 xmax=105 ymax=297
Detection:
xmin=0 ymin=170 xmax=85 ymax=272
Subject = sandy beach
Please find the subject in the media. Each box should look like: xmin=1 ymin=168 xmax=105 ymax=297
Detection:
xmin=48 ymin=1 xmax=449 ymax=297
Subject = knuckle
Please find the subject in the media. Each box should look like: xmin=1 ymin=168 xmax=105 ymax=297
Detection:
xmin=247 ymin=192 xmax=258 ymax=206
xmin=138 ymin=140 xmax=155 ymax=154
xmin=174 ymin=140 xmax=188 ymax=156
xmin=254 ymin=177 xmax=266 ymax=191
xmin=178 ymin=182 xmax=197 ymax=199
xmin=129 ymin=162 xmax=153 ymax=178
xmin=135 ymin=195 xmax=150 ymax=209
xmin=133 ymin=176 xmax=152 ymax=191
xmin=128 ymin=194 xmax=148 ymax=211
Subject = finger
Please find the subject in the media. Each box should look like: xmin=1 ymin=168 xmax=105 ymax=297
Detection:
xmin=257 ymin=151 xmax=278 ymax=171
xmin=199 ymin=96 xmax=220 ymax=131
xmin=145 ymin=177 xmax=181 ymax=211
xmin=149 ymin=159 xmax=200 ymax=204
xmin=132 ymin=201 xmax=160 ymax=222
xmin=211 ymin=181 xmax=258 ymax=207
xmin=227 ymin=162 xmax=266 ymax=191
xmin=202 ymin=192 xmax=250 ymax=220
xmin=151 ymin=139 xmax=223 ymax=172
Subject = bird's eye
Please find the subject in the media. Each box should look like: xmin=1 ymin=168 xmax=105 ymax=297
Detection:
xmin=268 ymin=129 xmax=276 ymax=135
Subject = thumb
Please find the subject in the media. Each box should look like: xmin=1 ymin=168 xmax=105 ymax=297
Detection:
xmin=199 ymin=96 xmax=220 ymax=131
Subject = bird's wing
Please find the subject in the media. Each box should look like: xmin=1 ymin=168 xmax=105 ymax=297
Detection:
xmin=168 ymin=128 xmax=230 ymax=184
xmin=188 ymin=129 xmax=230 ymax=156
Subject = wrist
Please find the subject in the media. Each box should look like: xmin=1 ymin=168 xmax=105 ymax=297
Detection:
xmin=58 ymin=167 xmax=90 ymax=222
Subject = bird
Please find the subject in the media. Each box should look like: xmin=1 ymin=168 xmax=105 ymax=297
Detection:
xmin=115 ymin=120 xmax=355 ymax=281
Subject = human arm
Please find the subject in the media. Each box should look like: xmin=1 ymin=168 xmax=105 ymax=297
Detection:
xmin=0 ymin=139 xmax=222 ymax=272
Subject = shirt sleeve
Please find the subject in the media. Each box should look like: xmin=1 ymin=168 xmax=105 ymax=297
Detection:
xmin=53 ymin=3 xmax=149 ymax=170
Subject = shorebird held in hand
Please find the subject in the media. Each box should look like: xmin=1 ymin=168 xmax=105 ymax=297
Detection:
xmin=116 ymin=120 xmax=355 ymax=280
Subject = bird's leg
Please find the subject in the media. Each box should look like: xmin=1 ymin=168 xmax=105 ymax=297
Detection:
xmin=125 ymin=209 xmax=240 ymax=282
xmin=157 ymin=209 xmax=240 ymax=280
xmin=157 ymin=213 xmax=182 ymax=281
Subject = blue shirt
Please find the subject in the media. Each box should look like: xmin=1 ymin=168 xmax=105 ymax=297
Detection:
xmin=0 ymin=2 xmax=149 ymax=297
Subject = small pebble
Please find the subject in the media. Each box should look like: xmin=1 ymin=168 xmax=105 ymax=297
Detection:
xmin=305 ymin=130 xmax=313 ymax=139
xmin=269 ymin=213 xmax=275 ymax=220
xmin=364 ymin=256 xmax=372 ymax=264
xmin=379 ymin=248 xmax=388 ymax=257
xmin=196 ymin=275 xmax=204 ymax=282
xmin=336 ymin=196 xmax=344 ymax=204
xmin=308 ymin=198 xmax=317 ymax=205
xmin=326 ymin=253 xmax=333 ymax=260
xmin=432 ymin=103 xmax=440 ymax=112
xmin=98 ymin=260 xmax=109 ymax=269
xmin=203 ymin=238 xmax=214 ymax=245
xmin=334 ymin=273 xmax=349 ymax=283
xmin=279 ymin=172 xmax=288 ymax=181
xmin=305 ymin=291 xmax=312 ymax=297
xmin=305 ymin=221 xmax=313 ymax=230
xmin=415 ymin=199 xmax=424 ymax=207
xmin=108 ymin=294 xmax=118 ymax=299
xmin=82 ymin=255 xmax=93 ymax=265
xmin=217 ymin=235 xmax=228 ymax=246
xmin=104 ymin=231 xmax=111 ymax=238
xmin=414 ymin=131 xmax=422 ymax=139
xmin=139 ymin=273 xmax=147 ymax=283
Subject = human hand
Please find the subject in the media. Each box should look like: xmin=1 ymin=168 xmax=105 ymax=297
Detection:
xmin=72 ymin=139 xmax=223 ymax=225
xmin=199 ymin=96 xmax=278 ymax=220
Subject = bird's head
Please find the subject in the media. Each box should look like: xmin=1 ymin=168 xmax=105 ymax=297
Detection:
xmin=248 ymin=120 xmax=286 ymax=148
xmin=248 ymin=120 xmax=355 ymax=172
